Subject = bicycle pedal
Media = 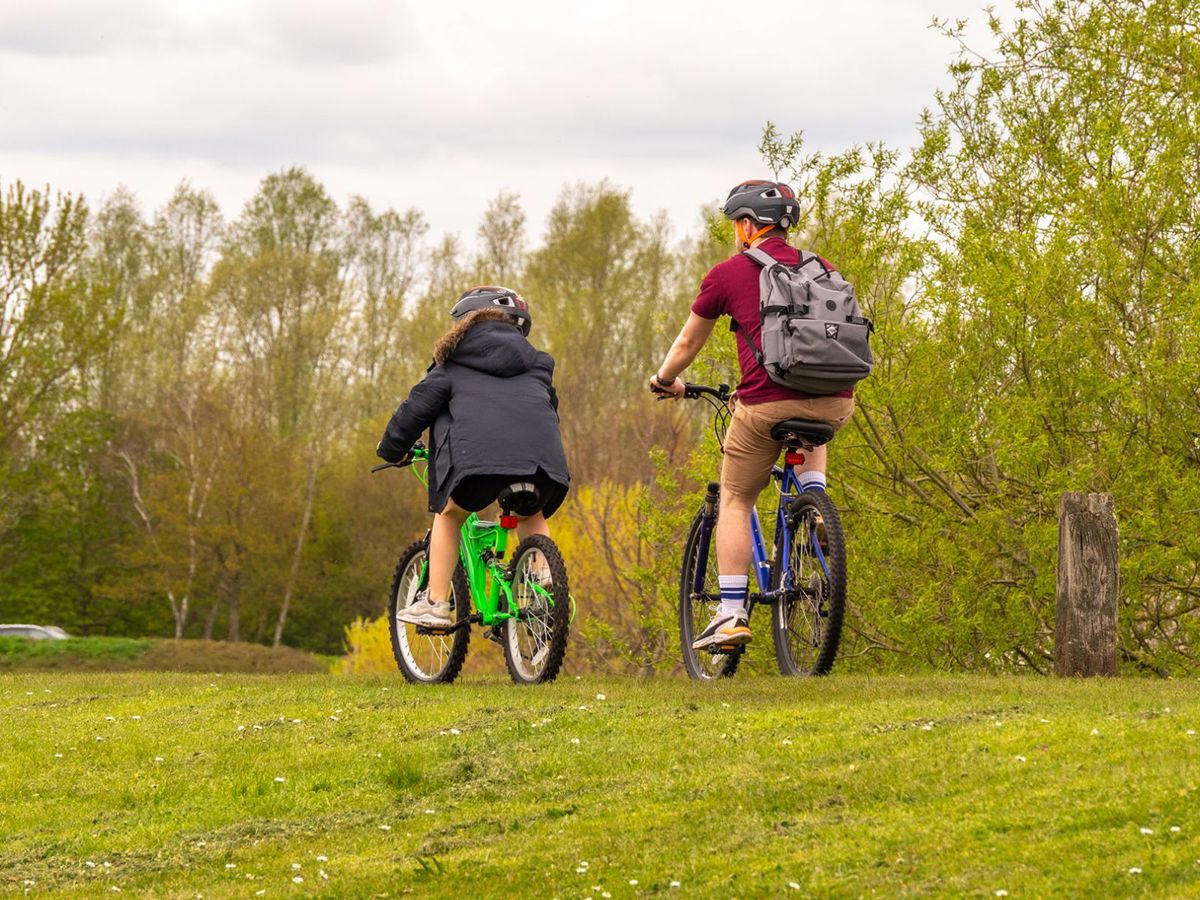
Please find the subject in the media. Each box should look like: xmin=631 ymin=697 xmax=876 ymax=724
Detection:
xmin=482 ymin=626 xmax=504 ymax=645
xmin=416 ymin=621 xmax=462 ymax=636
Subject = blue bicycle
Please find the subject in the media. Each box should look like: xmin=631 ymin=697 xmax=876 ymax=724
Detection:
xmin=677 ymin=383 xmax=846 ymax=679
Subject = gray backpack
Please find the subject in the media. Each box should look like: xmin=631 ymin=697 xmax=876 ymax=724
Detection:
xmin=740 ymin=246 xmax=874 ymax=394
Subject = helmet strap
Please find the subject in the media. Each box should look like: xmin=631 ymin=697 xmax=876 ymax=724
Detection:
xmin=738 ymin=220 xmax=776 ymax=249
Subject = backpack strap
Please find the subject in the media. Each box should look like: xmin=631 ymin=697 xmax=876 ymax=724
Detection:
xmin=742 ymin=247 xmax=779 ymax=269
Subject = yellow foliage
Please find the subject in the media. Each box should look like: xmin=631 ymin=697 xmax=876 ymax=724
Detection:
xmin=334 ymin=615 xmax=396 ymax=675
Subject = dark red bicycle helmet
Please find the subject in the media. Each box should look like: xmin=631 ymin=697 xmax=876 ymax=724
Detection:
xmin=721 ymin=180 xmax=800 ymax=229
xmin=449 ymin=285 xmax=532 ymax=336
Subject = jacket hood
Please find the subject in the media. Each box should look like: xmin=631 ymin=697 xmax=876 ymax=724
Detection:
xmin=434 ymin=308 xmax=537 ymax=376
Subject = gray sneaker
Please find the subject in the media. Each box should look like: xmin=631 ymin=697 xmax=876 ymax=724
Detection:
xmin=397 ymin=590 xmax=453 ymax=628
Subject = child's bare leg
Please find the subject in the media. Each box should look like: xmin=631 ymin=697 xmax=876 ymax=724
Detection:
xmin=428 ymin=500 xmax=468 ymax=602
xmin=516 ymin=512 xmax=550 ymax=541
xmin=516 ymin=512 xmax=552 ymax=582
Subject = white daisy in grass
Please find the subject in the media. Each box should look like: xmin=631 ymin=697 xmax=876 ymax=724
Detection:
xmin=570 ymin=738 xmax=581 ymax=745
xmin=292 ymin=875 xmax=304 ymax=884
xmin=1140 ymin=827 xmax=1154 ymax=835
xmin=1129 ymin=867 xmax=1143 ymax=875
xmin=994 ymin=890 xmax=1009 ymax=897
xmin=781 ymin=739 xmax=793 ymax=746
xmin=628 ymin=879 xmax=638 ymax=886
xmin=225 ymin=864 xmax=237 ymax=869
xmin=315 ymin=856 xmax=328 ymax=863
xmin=131 ymin=715 xmax=140 ymax=721
xmin=105 ymin=716 xmax=114 ymax=722
xmin=274 ymin=777 xmax=286 ymax=783
xmin=1015 ymin=756 xmax=1027 ymax=763
xmin=670 ymin=881 xmax=681 ymax=888
xmin=319 ymin=870 xmax=329 ymax=880
xmin=1171 ymin=826 xmax=1181 ymax=833
xmin=788 ymin=882 xmax=801 ymax=890
xmin=379 ymin=824 xmax=392 ymax=831
xmin=291 ymin=864 xmax=301 ymax=870
xmin=596 ymin=693 xmax=606 ymax=701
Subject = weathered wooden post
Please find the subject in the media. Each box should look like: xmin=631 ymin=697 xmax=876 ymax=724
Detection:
xmin=1055 ymin=492 xmax=1119 ymax=676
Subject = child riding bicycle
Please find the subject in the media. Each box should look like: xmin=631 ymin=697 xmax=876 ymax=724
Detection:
xmin=650 ymin=180 xmax=858 ymax=652
xmin=377 ymin=286 xmax=570 ymax=630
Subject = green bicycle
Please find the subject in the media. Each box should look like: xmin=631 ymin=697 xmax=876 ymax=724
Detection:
xmin=372 ymin=442 xmax=571 ymax=684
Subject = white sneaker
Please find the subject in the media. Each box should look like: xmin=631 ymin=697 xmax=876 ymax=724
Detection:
xmin=691 ymin=612 xmax=751 ymax=650
xmin=397 ymin=590 xmax=453 ymax=628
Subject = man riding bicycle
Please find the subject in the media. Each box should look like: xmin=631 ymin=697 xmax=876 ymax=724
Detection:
xmin=650 ymin=180 xmax=855 ymax=651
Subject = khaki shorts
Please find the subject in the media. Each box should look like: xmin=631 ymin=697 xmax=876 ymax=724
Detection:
xmin=720 ymin=396 xmax=855 ymax=499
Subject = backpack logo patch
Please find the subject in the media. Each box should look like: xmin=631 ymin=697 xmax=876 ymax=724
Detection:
xmin=824 ymin=322 xmax=840 ymax=340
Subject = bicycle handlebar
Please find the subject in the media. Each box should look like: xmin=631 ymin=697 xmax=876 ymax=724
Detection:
xmin=370 ymin=441 xmax=427 ymax=473
xmin=682 ymin=382 xmax=732 ymax=402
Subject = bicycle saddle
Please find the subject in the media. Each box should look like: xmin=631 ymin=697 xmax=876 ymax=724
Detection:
xmin=497 ymin=482 xmax=541 ymax=517
xmin=769 ymin=418 xmax=835 ymax=448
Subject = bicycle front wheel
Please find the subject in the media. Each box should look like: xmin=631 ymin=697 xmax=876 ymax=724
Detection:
xmin=771 ymin=489 xmax=846 ymax=676
xmin=388 ymin=540 xmax=471 ymax=684
xmin=679 ymin=507 xmax=743 ymax=680
xmin=503 ymin=534 xmax=570 ymax=684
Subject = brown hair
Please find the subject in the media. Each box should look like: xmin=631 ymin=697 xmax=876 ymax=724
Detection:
xmin=433 ymin=307 xmax=516 ymax=366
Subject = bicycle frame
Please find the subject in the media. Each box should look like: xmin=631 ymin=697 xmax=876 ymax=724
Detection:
xmin=694 ymin=461 xmax=831 ymax=606
xmin=402 ymin=447 xmax=552 ymax=628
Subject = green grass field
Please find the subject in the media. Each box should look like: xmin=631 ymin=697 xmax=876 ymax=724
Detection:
xmin=2 ymin=673 xmax=1198 ymax=897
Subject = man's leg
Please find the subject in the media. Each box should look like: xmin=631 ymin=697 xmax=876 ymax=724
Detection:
xmin=794 ymin=444 xmax=828 ymax=491
xmin=692 ymin=403 xmax=775 ymax=649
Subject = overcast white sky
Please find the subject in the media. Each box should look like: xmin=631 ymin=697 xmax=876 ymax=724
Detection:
xmin=0 ymin=0 xmax=1011 ymax=243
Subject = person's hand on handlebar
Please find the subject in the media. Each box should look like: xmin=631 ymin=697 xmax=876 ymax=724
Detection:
xmin=648 ymin=373 xmax=686 ymax=400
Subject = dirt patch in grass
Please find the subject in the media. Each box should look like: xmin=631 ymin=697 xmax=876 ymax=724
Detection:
xmin=0 ymin=637 xmax=327 ymax=674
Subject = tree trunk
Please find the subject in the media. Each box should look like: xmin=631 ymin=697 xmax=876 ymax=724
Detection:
xmin=226 ymin=569 xmax=241 ymax=642
xmin=273 ymin=456 xmax=318 ymax=647
xmin=202 ymin=599 xmax=220 ymax=641
xmin=1055 ymin=492 xmax=1119 ymax=676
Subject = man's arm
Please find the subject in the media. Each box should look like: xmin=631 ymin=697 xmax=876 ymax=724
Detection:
xmin=649 ymin=313 xmax=717 ymax=398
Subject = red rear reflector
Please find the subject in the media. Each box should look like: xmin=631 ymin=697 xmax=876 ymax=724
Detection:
xmin=500 ymin=515 xmax=518 ymax=530
xmin=785 ymin=451 xmax=805 ymax=466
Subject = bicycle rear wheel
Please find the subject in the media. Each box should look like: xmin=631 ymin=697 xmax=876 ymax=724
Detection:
xmin=503 ymin=534 xmax=570 ymax=684
xmin=388 ymin=539 xmax=471 ymax=684
xmin=771 ymin=489 xmax=846 ymax=676
xmin=679 ymin=507 xmax=743 ymax=680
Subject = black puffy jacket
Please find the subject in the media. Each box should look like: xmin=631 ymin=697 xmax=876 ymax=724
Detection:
xmin=378 ymin=313 xmax=569 ymax=514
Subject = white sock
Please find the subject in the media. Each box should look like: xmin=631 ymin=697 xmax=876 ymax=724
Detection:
xmin=797 ymin=470 xmax=827 ymax=492
xmin=717 ymin=575 xmax=749 ymax=618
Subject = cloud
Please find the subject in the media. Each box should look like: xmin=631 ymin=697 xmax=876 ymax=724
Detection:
xmin=0 ymin=0 xmax=1015 ymax=236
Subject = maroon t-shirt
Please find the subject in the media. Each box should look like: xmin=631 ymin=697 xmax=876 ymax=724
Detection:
xmin=691 ymin=236 xmax=854 ymax=404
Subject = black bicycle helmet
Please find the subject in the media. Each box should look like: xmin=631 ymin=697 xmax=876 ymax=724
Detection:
xmin=721 ymin=180 xmax=800 ymax=229
xmin=449 ymin=285 xmax=532 ymax=336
